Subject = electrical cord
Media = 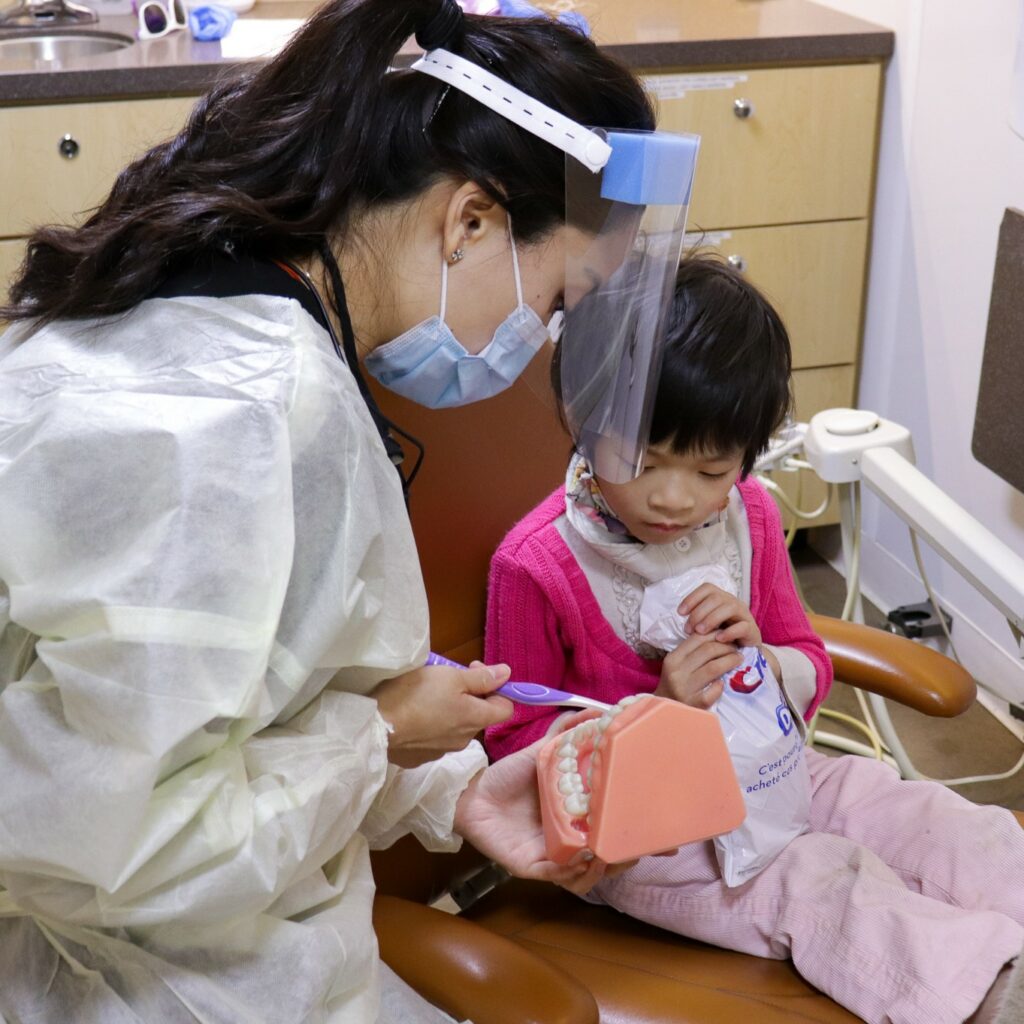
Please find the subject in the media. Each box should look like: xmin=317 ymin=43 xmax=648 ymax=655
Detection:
xmin=758 ymin=472 xmax=834 ymax=523
xmin=903 ymin=527 xmax=1024 ymax=786
xmin=784 ymin=468 xmax=802 ymax=548
xmin=814 ymin=707 xmax=885 ymax=760
xmin=808 ymin=479 xmax=1023 ymax=785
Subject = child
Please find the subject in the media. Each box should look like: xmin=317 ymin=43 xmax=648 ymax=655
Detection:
xmin=483 ymin=256 xmax=1024 ymax=1024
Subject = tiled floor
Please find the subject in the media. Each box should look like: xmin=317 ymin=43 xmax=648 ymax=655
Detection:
xmin=792 ymin=542 xmax=1024 ymax=811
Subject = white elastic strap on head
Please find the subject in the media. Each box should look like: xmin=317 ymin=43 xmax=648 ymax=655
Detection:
xmin=411 ymin=49 xmax=612 ymax=173
xmin=440 ymin=215 xmax=521 ymax=323
xmin=507 ymin=215 xmax=524 ymax=306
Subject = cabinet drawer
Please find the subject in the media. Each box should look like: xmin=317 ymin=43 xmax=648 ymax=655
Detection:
xmin=651 ymin=63 xmax=881 ymax=229
xmin=761 ymin=364 xmax=857 ymax=528
xmin=0 ymin=97 xmax=198 ymax=238
xmin=687 ymin=220 xmax=869 ymax=368
xmin=0 ymin=238 xmax=26 ymax=307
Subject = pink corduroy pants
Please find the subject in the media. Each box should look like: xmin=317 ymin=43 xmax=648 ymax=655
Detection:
xmin=589 ymin=750 xmax=1024 ymax=1024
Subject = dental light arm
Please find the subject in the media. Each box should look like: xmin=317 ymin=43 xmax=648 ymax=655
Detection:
xmin=793 ymin=407 xmax=1024 ymax=781
xmin=802 ymin=408 xmax=1024 ymax=654
xmin=860 ymin=446 xmax=1024 ymax=643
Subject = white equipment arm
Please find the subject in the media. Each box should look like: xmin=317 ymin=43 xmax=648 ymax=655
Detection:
xmin=861 ymin=446 xmax=1024 ymax=637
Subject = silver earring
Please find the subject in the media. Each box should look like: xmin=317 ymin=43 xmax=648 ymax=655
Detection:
xmin=449 ymin=248 xmax=465 ymax=264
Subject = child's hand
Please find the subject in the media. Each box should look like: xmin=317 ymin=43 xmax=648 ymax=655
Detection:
xmin=679 ymin=583 xmax=763 ymax=648
xmin=655 ymin=632 xmax=743 ymax=709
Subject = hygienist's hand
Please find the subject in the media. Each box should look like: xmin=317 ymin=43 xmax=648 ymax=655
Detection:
xmin=680 ymin=583 xmax=763 ymax=648
xmin=655 ymin=631 xmax=743 ymax=709
xmin=373 ymin=661 xmax=514 ymax=768
xmin=452 ymin=731 xmax=608 ymax=896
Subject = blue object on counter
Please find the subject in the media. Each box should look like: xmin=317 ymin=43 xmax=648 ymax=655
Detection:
xmin=188 ymin=4 xmax=236 ymax=40
xmin=497 ymin=0 xmax=590 ymax=36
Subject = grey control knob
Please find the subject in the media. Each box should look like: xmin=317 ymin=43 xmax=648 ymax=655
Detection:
xmin=733 ymin=98 xmax=754 ymax=119
xmin=59 ymin=134 xmax=80 ymax=159
xmin=727 ymin=254 xmax=747 ymax=273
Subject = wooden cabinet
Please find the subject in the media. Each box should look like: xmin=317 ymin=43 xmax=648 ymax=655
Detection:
xmin=0 ymin=96 xmax=197 ymax=322
xmin=655 ymin=63 xmax=880 ymax=229
xmin=0 ymin=239 xmax=26 ymax=303
xmin=0 ymin=97 xmax=197 ymax=238
xmin=691 ymin=220 xmax=869 ymax=369
xmin=645 ymin=61 xmax=883 ymax=526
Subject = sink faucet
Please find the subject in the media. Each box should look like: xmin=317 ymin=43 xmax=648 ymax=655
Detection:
xmin=0 ymin=0 xmax=99 ymax=27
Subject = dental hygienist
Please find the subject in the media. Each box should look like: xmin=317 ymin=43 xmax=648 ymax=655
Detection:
xmin=0 ymin=1 xmax=693 ymax=1021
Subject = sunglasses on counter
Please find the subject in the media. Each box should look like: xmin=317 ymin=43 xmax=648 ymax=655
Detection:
xmin=134 ymin=0 xmax=186 ymax=39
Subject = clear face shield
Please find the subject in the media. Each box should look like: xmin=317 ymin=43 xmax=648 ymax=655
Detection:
xmin=555 ymin=130 xmax=699 ymax=483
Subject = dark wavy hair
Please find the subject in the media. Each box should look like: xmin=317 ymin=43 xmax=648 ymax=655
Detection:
xmin=650 ymin=254 xmax=793 ymax=476
xmin=3 ymin=0 xmax=655 ymax=326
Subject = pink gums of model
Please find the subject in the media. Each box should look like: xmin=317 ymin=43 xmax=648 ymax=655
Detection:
xmin=537 ymin=695 xmax=746 ymax=865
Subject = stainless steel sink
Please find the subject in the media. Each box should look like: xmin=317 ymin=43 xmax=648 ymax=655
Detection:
xmin=0 ymin=29 xmax=132 ymax=64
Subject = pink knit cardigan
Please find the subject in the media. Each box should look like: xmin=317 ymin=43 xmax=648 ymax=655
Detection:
xmin=484 ymin=477 xmax=832 ymax=761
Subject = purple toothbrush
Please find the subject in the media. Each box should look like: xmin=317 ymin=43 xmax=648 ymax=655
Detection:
xmin=425 ymin=652 xmax=611 ymax=712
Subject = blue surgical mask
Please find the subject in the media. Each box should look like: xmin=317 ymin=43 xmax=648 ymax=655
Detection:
xmin=364 ymin=221 xmax=552 ymax=408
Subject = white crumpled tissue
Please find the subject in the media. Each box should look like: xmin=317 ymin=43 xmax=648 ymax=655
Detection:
xmin=638 ymin=564 xmax=737 ymax=651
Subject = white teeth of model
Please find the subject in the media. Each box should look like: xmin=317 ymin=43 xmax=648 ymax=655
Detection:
xmin=619 ymin=695 xmax=639 ymax=707
xmin=558 ymin=757 xmax=576 ymax=773
xmin=558 ymin=772 xmax=584 ymax=795
xmin=557 ymin=740 xmax=577 ymax=759
xmin=597 ymin=715 xmax=612 ymax=731
xmin=564 ymin=793 xmax=589 ymax=817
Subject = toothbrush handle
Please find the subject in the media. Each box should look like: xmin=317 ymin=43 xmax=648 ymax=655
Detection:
xmin=424 ymin=652 xmax=607 ymax=709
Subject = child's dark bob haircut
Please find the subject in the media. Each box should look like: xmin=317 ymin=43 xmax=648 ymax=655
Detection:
xmin=649 ymin=253 xmax=792 ymax=477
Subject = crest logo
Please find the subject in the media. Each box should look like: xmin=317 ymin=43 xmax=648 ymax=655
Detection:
xmin=776 ymin=703 xmax=794 ymax=736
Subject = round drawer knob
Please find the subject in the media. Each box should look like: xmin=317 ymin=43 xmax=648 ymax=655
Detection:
xmin=732 ymin=98 xmax=754 ymax=120
xmin=727 ymin=253 xmax=747 ymax=273
xmin=58 ymin=134 xmax=80 ymax=160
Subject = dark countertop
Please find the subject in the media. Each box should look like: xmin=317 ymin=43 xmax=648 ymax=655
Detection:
xmin=0 ymin=0 xmax=894 ymax=104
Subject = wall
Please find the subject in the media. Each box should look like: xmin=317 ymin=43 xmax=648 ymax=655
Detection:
xmin=812 ymin=0 xmax=1024 ymax=707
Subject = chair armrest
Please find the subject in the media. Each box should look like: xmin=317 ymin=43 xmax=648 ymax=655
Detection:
xmin=808 ymin=614 xmax=976 ymax=717
xmin=373 ymin=894 xmax=599 ymax=1024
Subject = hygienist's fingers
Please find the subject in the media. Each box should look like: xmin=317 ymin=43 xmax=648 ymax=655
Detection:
xmin=603 ymin=858 xmax=640 ymax=879
xmin=458 ymin=662 xmax=514 ymax=721
xmin=552 ymin=858 xmax=606 ymax=895
xmin=464 ymin=660 xmax=512 ymax=693
xmin=480 ymin=695 xmax=515 ymax=721
xmin=561 ymin=864 xmax=606 ymax=895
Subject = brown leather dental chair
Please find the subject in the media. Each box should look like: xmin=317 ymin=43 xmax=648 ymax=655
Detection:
xmin=368 ymin=377 xmax=1021 ymax=1024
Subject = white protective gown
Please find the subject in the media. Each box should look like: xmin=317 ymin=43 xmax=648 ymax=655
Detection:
xmin=0 ymin=292 xmax=486 ymax=1023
